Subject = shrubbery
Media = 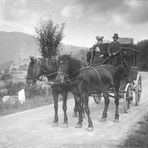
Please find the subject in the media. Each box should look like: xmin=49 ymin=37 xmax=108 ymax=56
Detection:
xmin=0 ymin=72 xmax=48 ymax=98
xmin=0 ymin=76 xmax=52 ymax=116
xmin=25 ymin=84 xmax=48 ymax=98
xmin=0 ymin=73 xmax=13 ymax=81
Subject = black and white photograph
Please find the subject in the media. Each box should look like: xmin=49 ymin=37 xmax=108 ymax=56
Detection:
xmin=0 ymin=0 xmax=148 ymax=147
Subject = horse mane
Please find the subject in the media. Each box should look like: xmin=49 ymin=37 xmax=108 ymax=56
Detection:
xmin=59 ymin=54 xmax=81 ymax=77
xmin=39 ymin=58 xmax=57 ymax=71
xmin=70 ymin=57 xmax=81 ymax=74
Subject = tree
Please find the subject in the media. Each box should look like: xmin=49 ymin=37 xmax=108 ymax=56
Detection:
xmin=35 ymin=18 xmax=65 ymax=58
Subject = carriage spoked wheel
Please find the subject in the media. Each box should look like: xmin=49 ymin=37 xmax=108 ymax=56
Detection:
xmin=123 ymin=83 xmax=133 ymax=113
xmin=134 ymin=74 xmax=142 ymax=106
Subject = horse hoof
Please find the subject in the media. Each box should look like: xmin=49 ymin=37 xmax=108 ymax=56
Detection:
xmin=52 ymin=122 xmax=58 ymax=127
xmin=87 ymin=127 xmax=94 ymax=132
xmin=99 ymin=118 xmax=107 ymax=122
xmin=75 ymin=123 xmax=82 ymax=128
xmin=62 ymin=123 xmax=68 ymax=128
xmin=114 ymin=119 xmax=119 ymax=123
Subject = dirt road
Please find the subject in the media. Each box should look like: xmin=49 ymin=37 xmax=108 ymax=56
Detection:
xmin=0 ymin=72 xmax=148 ymax=148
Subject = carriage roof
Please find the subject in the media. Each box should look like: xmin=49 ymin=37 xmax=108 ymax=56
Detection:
xmin=119 ymin=37 xmax=139 ymax=52
xmin=119 ymin=37 xmax=133 ymax=45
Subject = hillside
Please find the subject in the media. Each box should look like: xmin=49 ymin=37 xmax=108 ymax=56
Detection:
xmin=0 ymin=31 xmax=85 ymax=63
xmin=0 ymin=31 xmax=39 ymax=63
xmin=61 ymin=44 xmax=88 ymax=60
xmin=0 ymin=31 xmax=86 ymax=70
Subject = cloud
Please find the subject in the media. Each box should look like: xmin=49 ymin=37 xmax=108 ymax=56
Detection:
xmin=62 ymin=0 xmax=148 ymax=25
xmin=60 ymin=5 xmax=83 ymax=18
xmin=76 ymin=0 xmax=127 ymax=13
xmin=0 ymin=0 xmax=49 ymax=35
xmin=70 ymin=0 xmax=128 ymax=17
xmin=124 ymin=1 xmax=148 ymax=24
xmin=0 ymin=0 xmax=51 ymax=22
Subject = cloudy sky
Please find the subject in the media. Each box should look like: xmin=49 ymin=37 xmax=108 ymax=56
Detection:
xmin=0 ymin=0 xmax=148 ymax=47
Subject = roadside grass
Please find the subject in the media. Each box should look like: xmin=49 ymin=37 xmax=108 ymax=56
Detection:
xmin=0 ymin=92 xmax=73 ymax=116
xmin=119 ymin=113 xmax=148 ymax=148
xmin=0 ymin=95 xmax=53 ymax=116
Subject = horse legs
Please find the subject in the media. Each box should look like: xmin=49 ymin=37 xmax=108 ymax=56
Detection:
xmin=75 ymin=96 xmax=83 ymax=128
xmin=114 ymin=91 xmax=119 ymax=122
xmin=73 ymin=97 xmax=85 ymax=118
xmin=52 ymin=91 xmax=59 ymax=126
xmin=114 ymin=82 xmax=120 ymax=122
xmin=62 ymin=92 xmax=68 ymax=127
xmin=83 ymin=93 xmax=93 ymax=131
xmin=81 ymin=100 xmax=85 ymax=118
xmin=73 ymin=95 xmax=78 ymax=117
xmin=100 ymin=93 xmax=110 ymax=121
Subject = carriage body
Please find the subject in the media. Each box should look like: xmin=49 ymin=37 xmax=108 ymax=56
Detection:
xmin=119 ymin=38 xmax=139 ymax=82
xmin=87 ymin=38 xmax=142 ymax=110
xmin=118 ymin=38 xmax=142 ymax=112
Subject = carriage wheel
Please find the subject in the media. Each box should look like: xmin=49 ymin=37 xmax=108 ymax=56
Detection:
xmin=123 ymin=83 xmax=133 ymax=113
xmin=134 ymin=74 xmax=142 ymax=106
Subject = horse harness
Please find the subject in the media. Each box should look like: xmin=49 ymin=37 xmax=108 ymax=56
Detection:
xmin=88 ymin=66 xmax=102 ymax=88
xmin=27 ymin=58 xmax=58 ymax=83
xmin=59 ymin=65 xmax=117 ymax=98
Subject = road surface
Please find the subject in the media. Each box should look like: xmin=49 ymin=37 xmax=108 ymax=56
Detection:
xmin=0 ymin=72 xmax=148 ymax=148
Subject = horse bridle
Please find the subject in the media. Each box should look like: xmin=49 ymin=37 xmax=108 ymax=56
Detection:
xmin=27 ymin=58 xmax=59 ymax=84
xmin=26 ymin=58 xmax=42 ymax=82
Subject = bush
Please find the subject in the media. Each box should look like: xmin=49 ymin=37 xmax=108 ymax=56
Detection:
xmin=0 ymin=73 xmax=13 ymax=81
xmin=4 ymin=81 xmax=25 ymax=96
xmin=25 ymin=84 xmax=48 ymax=98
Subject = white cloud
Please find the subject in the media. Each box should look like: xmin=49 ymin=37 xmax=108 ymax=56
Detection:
xmin=112 ymin=14 xmax=130 ymax=28
xmin=124 ymin=0 xmax=139 ymax=8
xmin=60 ymin=5 xmax=83 ymax=18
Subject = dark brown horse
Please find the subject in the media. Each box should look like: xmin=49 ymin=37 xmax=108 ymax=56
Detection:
xmin=26 ymin=56 xmax=81 ymax=127
xmin=56 ymin=54 xmax=129 ymax=131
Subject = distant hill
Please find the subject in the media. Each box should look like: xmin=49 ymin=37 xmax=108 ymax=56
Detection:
xmin=61 ymin=44 xmax=88 ymax=60
xmin=0 ymin=31 xmax=39 ymax=63
xmin=0 ymin=31 xmax=85 ymax=69
xmin=0 ymin=31 xmax=87 ymax=70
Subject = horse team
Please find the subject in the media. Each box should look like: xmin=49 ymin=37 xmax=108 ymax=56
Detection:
xmin=26 ymin=51 xmax=129 ymax=131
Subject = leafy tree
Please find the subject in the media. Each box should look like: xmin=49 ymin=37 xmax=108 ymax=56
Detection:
xmin=35 ymin=18 xmax=65 ymax=58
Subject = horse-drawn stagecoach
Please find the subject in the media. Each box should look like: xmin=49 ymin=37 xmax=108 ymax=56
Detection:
xmin=83 ymin=37 xmax=142 ymax=113
xmin=56 ymin=37 xmax=142 ymax=130
xmin=26 ymin=37 xmax=142 ymax=131
xmin=116 ymin=37 xmax=142 ymax=112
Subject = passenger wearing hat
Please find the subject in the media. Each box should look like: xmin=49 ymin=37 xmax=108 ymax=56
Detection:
xmin=87 ymin=36 xmax=105 ymax=65
xmin=107 ymin=33 xmax=121 ymax=65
